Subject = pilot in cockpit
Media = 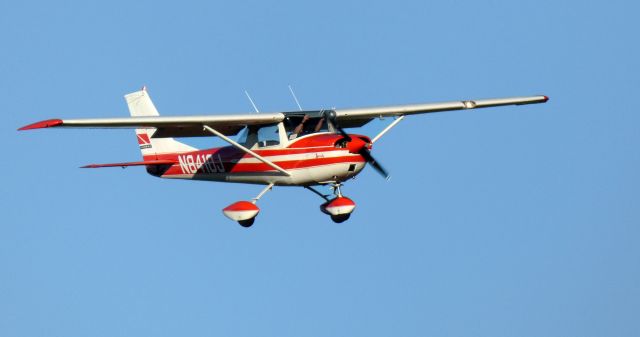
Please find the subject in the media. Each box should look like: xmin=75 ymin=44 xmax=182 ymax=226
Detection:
xmin=289 ymin=115 xmax=326 ymax=140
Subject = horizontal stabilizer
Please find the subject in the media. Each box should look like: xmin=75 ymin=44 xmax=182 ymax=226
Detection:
xmin=81 ymin=159 xmax=176 ymax=169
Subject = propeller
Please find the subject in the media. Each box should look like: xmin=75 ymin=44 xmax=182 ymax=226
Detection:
xmin=324 ymin=110 xmax=390 ymax=180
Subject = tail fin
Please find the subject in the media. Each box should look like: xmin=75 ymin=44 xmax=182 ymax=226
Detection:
xmin=125 ymin=87 xmax=196 ymax=159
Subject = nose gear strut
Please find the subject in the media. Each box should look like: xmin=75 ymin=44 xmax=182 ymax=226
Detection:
xmin=305 ymin=182 xmax=356 ymax=223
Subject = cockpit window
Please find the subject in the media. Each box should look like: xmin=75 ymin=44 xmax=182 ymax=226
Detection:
xmin=257 ymin=124 xmax=280 ymax=147
xmin=286 ymin=116 xmax=329 ymax=140
xmin=236 ymin=124 xmax=280 ymax=148
xmin=236 ymin=127 xmax=249 ymax=144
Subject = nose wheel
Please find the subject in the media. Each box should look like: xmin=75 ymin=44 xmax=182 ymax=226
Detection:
xmin=330 ymin=213 xmax=351 ymax=223
xmin=306 ymin=182 xmax=356 ymax=223
xmin=238 ymin=218 xmax=255 ymax=227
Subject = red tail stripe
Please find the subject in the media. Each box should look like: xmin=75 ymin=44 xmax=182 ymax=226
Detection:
xmin=137 ymin=133 xmax=151 ymax=144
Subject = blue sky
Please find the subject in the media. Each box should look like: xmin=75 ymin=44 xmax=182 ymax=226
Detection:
xmin=2 ymin=1 xmax=639 ymax=336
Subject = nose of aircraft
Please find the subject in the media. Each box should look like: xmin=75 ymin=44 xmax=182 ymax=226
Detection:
xmin=343 ymin=136 xmax=388 ymax=179
xmin=346 ymin=137 xmax=368 ymax=154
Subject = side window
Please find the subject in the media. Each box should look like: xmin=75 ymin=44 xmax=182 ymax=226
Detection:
xmin=257 ymin=124 xmax=280 ymax=147
xmin=236 ymin=127 xmax=248 ymax=144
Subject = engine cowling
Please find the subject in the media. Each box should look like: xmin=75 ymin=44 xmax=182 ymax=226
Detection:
xmin=345 ymin=137 xmax=368 ymax=154
xmin=222 ymin=201 xmax=260 ymax=224
xmin=320 ymin=196 xmax=356 ymax=216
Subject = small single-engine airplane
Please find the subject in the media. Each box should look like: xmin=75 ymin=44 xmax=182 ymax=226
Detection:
xmin=19 ymin=87 xmax=548 ymax=226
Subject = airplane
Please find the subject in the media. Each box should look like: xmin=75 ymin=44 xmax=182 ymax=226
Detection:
xmin=19 ymin=87 xmax=548 ymax=227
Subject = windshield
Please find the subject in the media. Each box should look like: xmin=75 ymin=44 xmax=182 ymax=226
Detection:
xmin=285 ymin=116 xmax=329 ymax=140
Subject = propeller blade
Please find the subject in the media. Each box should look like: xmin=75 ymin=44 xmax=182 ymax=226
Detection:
xmin=359 ymin=147 xmax=390 ymax=180
xmin=337 ymin=127 xmax=352 ymax=141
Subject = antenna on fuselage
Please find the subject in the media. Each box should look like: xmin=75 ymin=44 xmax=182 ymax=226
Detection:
xmin=288 ymin=85 xmax=303 ymax=111
xmin=244 ymin=90 xmax=260 ymax=113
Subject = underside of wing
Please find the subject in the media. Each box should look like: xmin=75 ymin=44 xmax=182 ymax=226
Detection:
xmin=19 ymin=113 xmax=285 ymax=137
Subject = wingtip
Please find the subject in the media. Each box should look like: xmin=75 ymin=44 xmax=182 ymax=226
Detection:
xmin=18 ymin=119 xmax=63 ymax=131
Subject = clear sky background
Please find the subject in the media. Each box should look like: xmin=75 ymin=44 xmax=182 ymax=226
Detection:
xmin=1 ymin=1 xmax=639 ymax=336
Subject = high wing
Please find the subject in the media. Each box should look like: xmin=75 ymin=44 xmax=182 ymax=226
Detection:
xmin=18 ymin=93 xmax=547 ymax=137
xmin=331 ymin=95 xmax=548 ymax=127
xmin=18 ymin=113 xmax=284 ymax=137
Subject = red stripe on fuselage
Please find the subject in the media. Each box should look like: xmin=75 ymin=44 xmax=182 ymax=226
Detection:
xmin=160 ymin=154 xmax=364 ymax=176
xmin=146 ymin=133 xmax=369 ymax=176
xmin=153 ymin=146 xmax=341 ymax=160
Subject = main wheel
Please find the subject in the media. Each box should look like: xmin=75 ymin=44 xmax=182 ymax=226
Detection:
xmin=238 ymin=218 xmax=255 ymax=227
xmin=330 ymin=213 xmax=351 ymax=223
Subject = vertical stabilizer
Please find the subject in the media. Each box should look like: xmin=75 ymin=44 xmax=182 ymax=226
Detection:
xmin=125 ymin=87 xmax=196 ymax=159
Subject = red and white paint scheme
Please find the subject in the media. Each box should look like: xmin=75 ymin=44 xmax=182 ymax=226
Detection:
xmin=19 ymin=87 xmax=548 ymax=227
xmin=320 ymin=196 xmax=356 ymax=223
xmin=222 ymin=201 xmax=261 ymax=227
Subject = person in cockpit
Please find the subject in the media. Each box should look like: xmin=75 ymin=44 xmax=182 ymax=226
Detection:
xmin=289 ymin=115 xmax=325 ymax=140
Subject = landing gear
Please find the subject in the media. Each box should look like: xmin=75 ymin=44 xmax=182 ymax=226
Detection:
xmin=330 ymin=214 xmax=351 ymax=223
xmin=222 ymin=183 xmax=274 ymax=227
xmin=238 ymin=218 xmax=255 ymax=227
xmin=307 ymin=182 xmax=356 ymax=223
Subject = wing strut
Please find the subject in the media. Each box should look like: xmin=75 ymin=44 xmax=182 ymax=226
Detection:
xmin=202 ymin=125 xmax=291 ymax=176
xmin=371 ymin=116 xmax=405 ymax=144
